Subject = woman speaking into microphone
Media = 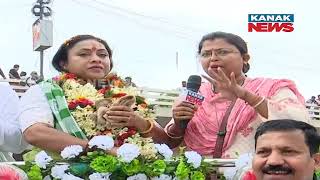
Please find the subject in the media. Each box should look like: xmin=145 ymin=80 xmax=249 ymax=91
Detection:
xmin=147 ymin=31 xmax=310 ymax=158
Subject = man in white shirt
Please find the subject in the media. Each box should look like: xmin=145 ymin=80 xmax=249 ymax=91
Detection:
xmin=0 ymin=82 xmax=27 ymax=161
xmin=178 ymin=80 xmax=187 ymax=93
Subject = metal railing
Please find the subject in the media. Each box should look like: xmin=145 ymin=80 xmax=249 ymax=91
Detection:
xmin=2 ymin=158 xmax=236 ymax=167
xmin=0 ymin=78 xmax=30 ymax=97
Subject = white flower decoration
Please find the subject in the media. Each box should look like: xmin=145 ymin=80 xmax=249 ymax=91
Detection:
xmin=35 ymin=151 xmax=53 ymax=169
xmin=127 ymin=173 xmax=148 ymax=180
xmin=155 ymin=144 xmax=173 ymax=160
xmin=88 ymin=135 xmax=114 ymax=151
xmin=184 ymin=151 xmax=202 ymax=168
xmin=117 ymin=143 xmax=140 ymax=163
xmin=43 ymin=175 xmax=52 ymax=180
xmin=224 ymin=153 xmax=253 ymax=179
xmin=51 ymin=164 xmax=69 ymax=179
xmin=235 ymin=153 xmax=253 ymax=168
xmin=62 ymin=173 xmax=84 ymax=180
xmin=151 ymin=174 xmax=173 ymax=180
xmin=89 ymin=172 xmax=111 ymax=180
xmin=60 ymin=145 xmax=83 ymax=159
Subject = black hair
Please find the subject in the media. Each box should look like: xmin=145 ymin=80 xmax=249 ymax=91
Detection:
xmin=13 ymin=64 xmax=19 ymax=68
xmin=198 ymin=31 xmax=248 ymax=55
xmin=20 ymin=71 xmax=27 ymax=76
xmin=197 ymin=31 xmax=250 ymax=73
xmin=255 ymin=119 xmax=320 ymax=156
xmin=52 ymin=35 xmax=113 ymax=72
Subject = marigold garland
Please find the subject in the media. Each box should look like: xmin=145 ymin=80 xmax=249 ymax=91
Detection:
xmin=54 ymin=73 xmax=156 ymax=154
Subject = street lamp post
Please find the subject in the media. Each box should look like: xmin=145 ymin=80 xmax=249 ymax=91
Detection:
xmin=31 ymin=0 xmax=52 ymax=80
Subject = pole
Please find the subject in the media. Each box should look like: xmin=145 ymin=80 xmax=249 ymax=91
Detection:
xmin=40 ymin=51 xmax=44 ymax=80
xmin=32 ymin=0 xmax=52 ymax=80
xmin=39 ymin=0 xmax=44 ymax=80
xmin=176 ymin=51 xmax=179 ymax=72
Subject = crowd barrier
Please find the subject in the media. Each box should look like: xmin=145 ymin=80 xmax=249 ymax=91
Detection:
xmin=1 ymin=158 xmax=237 ymax=167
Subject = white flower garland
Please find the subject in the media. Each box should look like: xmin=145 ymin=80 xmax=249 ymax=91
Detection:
xmin=35 ymin=151 xmax=53 ymax=169
xmin=117 ymin=143 xmax=140 ymax=163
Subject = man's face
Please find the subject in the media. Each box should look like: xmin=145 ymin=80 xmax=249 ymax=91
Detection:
xmin=31 ymin=72 xmax=38 ymax=78
xmin=125 ymin=78 xmax=131 ymax=83
xmin=253 ymin=130 xmax=316 ymax=180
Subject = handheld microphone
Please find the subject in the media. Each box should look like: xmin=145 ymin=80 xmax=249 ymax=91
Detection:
xmin=179 ymin=75 xmax=204 ymax=129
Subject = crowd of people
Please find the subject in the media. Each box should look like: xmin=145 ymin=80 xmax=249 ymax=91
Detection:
xmin=0 ymin=64 xmax=41 ymax=86
xmin=0 ymin=32 xmax=319 ymax=179
xmin=306 ymin=95 xmax=320 ymax=119
xmin=306 ymin=95 xmax=320 ymax=106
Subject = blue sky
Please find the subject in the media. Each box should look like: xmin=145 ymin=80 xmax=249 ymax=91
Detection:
xmin=0 ymin=0 xmax=319 ymax=99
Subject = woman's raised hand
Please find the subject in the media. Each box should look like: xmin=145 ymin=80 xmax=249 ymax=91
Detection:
xmin=202 ymin=67 xmax=246 ymax=100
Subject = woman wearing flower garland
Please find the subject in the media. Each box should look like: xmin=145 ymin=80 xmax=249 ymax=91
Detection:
xmin=19 ymin=35 xmax=156 ymax=154
xmin=146 ymin=32 xmax=310 ymax=158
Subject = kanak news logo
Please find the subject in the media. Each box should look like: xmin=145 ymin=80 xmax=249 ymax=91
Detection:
xmin=248 ymin=14 xmax=294 ymax=32
xmin=185 ymin=91 xmax=204 ymax=106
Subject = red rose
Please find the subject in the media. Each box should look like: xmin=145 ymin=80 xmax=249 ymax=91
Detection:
xmin=78 ymin=98 xmax=93 ymax=108
xmin=64 ymin=73 xmax=77 ymax=79
xmin=115 ymin=138 xmax=124 ymax=147
xmin=68 ymin=101 xmax=78 ymax=110
xmin=98 ymin=87 xmax=111 ymax=95
xmin=118 ymin=132 xmax=130 ymax=140
xmin=112 ymin=93 xmax=127 ymax=98
xmin=127 ymin=127 xmax=137 ymax=136
xmin=242 ymin=171 xmax=256 ymax=180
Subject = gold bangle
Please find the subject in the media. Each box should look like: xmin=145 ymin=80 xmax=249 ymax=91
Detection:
xmin=166 ymin=131 xmax=184 ymax=139
xmin=140 ymin=119 xmax=154 ymax=134
xmin=253 ymin=97 xmax=265 ymax=108
xmin=165 ymin=123 xmax=184 ymax=139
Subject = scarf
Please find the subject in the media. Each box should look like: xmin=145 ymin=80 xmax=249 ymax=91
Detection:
xmin=39 ymin=80 xmax=87 ymax=140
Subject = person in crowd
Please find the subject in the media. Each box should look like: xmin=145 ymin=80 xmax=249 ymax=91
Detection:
xmin=0 ymin=82 xmax=27 ymax=161
xmin=26 ymin=71 xmax=40 ymax=86
xmin=306 ymin=96 xmax=319 ymax=119
xmin=306 ymin=96 xmax=318 ymax=105
xmin=314 ymin=96 xmax=320 ymax=120
xmin=19 ymin=71 xmax=27 ymax=80
xmin=19 ymin=35 xmax=153 ymax=154
xmin=123 ymin=31 xmax=310 ymax=158
xmin=124 ymin=76 xmax=137 ymax=87
xmin=316 ymin=95 xmax=320 ymax=105
xmin=179 ymin=80 xmax=187 ymax=93
xmin=9 ymin=64 xmax=20 ymax=79
xmin=252 ymin=119 xmax=320 ymax=180
xmin=0 ymin=67 xmax=6 ymax=79
xmin=30 ymin=71 xmax=40 ymax=81
xmin=182 ymin=80 xmax=186 ymax=88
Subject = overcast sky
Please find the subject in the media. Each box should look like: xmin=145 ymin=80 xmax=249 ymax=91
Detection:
xmin=0 ymin=0 xmax=319 ymax=99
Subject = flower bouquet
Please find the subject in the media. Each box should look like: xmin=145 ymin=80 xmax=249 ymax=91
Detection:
xmin=55 ymin=73 xmax=156 ymax=148
xmin=19 ymin=138 xmax=211 ymax=180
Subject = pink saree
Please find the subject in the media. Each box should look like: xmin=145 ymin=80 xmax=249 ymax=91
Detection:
xmin=183 ymin=77 xmax=305 ymax=155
